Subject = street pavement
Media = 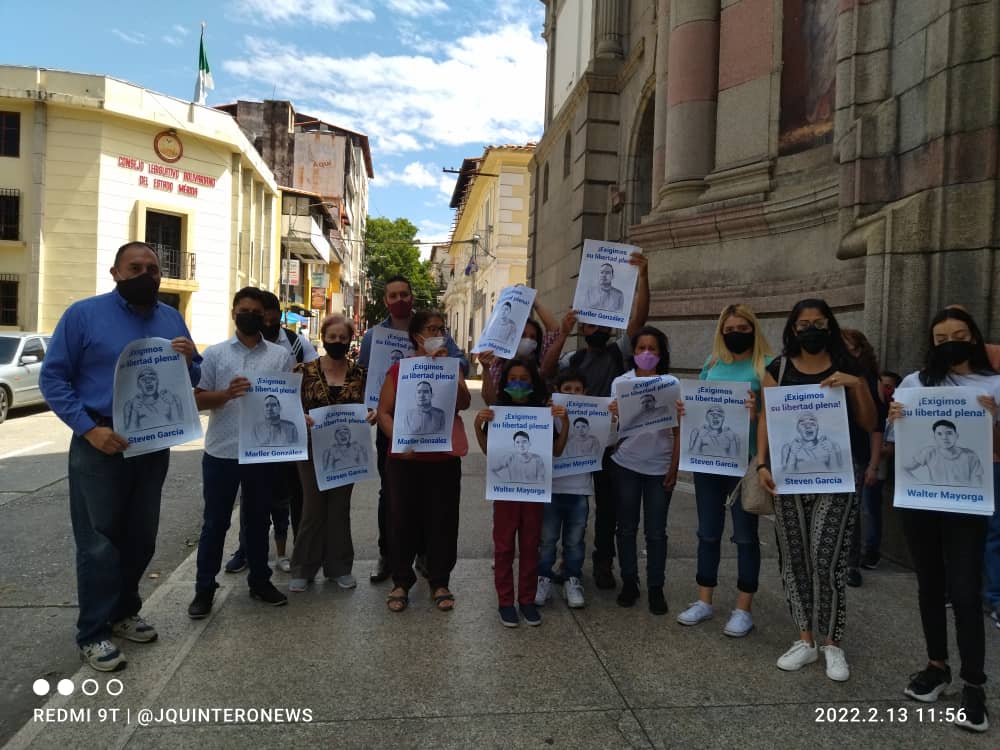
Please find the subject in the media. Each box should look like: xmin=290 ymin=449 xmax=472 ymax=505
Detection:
xmin=2 ymin=382 xmax=999 ymax=749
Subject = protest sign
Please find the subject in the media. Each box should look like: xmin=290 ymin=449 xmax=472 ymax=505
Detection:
xmin=764 ymin=384 xmax=854 ymax=494
xmin=571 ymin=239 xmax=640 ymax=328
xmin=472 ymin=285 xmax=537 ymax=360
xmin=679 ymin=380 xmax=751 ymax=477
xmin=614 ymin=375 xmax=680 ymax=440
xmin=238 ymin=372 xmax=307 ymax=463
xmin=892 ymin=386 xmax=994 ymax=515
xmin=309 ymin=404 xmax=376 ymax=491
xmin=392 ymin=357 xmax=459 ymax=453
xmin=486 ymin=406 xmax=553 ymax=503
xmin=550 ymin=393 xmax=612 ymax=478
xmin=112 ymin=337 xmax=202 ymax=458
xmin=364 ymin=326 xmax=415 ymax=409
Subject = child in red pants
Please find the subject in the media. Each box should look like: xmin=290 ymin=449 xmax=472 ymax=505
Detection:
xmin=474 ymin=357 xmax=568 ymax=627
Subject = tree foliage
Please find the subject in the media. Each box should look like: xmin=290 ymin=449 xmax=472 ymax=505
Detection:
xmin=363 ymin=216 xmax=439 ymax=329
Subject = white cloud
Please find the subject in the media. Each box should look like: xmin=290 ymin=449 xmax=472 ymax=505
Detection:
xmin=222 ymin=20 xmax=545 ymax=154
xmin=111 ymin=29 xmax=146 ymax=45
xmin=416 ymin=219 xmax=451 ymax=243
xmin=386 ymin=0 xmax=449 ymax=17
xmin=173 ymin=24 xmax=190 ymax=36
xmin=231 ymin=0 xmax=376 ymax=27
xmin=376 ymin=162 xmax=439 ymax=189
xmin=163 ymin=34 xmax=184 ymax=47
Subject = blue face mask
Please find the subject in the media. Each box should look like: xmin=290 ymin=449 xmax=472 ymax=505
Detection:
xmin=503 ymin=380 xmax=534 ymax=400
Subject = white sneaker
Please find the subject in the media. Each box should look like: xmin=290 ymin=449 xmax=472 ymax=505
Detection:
xmin=80 ymin=640 xmax=126 ymax=672
xmin=111 ymin=614 xmax=158 ymax=643
xmin=277 ymin=557 xmax=291 ymax=573
xmin=821 ymin=645 xmax=850 ymax=682
xmin=535 ymin=576 xmax=552 ymax=606
xmin=723 ymin=609 xmax=754 ymax=638
xmin=564 ymin=577 xmax=586 ymax=608
xmin=776 ymin=640 xmax=818 ymax=671
xmin=335 ymin=574 xmax=357 ymax=589
xmin=676 ymin=600 xmax=714 ymax=626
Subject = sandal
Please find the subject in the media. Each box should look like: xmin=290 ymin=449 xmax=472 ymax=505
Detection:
xmin=432 ymin=589 xmax=455 ymax=612
xmin=387 ymin=588 xmax=409 ymax=613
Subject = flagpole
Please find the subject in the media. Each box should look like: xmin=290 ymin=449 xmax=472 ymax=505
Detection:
xmin=194 ymin=21 xmax=214 ymax=105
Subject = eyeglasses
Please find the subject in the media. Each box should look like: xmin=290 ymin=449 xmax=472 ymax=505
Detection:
xmin=794 ymin=320 xmax=829 ymax=332
xmin=422 ymin=325 xmax=448 ymax=335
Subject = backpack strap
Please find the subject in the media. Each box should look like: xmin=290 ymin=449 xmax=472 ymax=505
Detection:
xmin=285 ymin=328 xmax=304 ymax=363
xmin=777 ymin=356 xmax=788 ymax=386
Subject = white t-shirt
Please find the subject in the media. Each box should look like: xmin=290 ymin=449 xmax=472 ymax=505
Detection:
xmin=610 ymin=369 xmax=675 ymax=476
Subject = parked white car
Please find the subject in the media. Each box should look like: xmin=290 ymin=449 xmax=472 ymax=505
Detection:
xmin=0 ymin=333 xmax=51 ymax=423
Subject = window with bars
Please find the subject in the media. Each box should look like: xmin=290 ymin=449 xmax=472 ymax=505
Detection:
xmin=0 ymin=276 xmax=17 ymax=326
xmin=0 ymin=112 xmax=19 ymax=158
xmin=0 ymin=189 xmax=18 ymax=240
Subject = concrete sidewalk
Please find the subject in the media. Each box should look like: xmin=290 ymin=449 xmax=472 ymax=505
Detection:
xmin=7 ymin=385 xmax=999 ymax=749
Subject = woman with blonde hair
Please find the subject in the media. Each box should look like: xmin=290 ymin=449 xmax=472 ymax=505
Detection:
xmin=288 ymin=313 xmax=373 ymax=593
xmin=676 ymin=304 xmax=773 ymax=637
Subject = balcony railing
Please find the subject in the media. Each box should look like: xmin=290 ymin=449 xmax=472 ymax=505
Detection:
xmin=153 ymin=245 xmax=196 ymax=281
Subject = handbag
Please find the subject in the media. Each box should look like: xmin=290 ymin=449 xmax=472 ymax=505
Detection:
xmin=727 ymin=357 xmax=787 ymax=516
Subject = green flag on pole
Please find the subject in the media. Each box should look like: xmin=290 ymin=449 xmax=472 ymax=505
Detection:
xmin=193 ymin=22 xmax=214 ymax=105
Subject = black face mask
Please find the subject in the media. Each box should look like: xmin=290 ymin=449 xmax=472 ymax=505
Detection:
xmin=936 ymin=340 xmax=973 ymax=367
xmin=261 ymin=322 xmax=281 ymax=341
xmin=796 ymin=327 xmax=830 ymax=355
xmin=585 ymin=330 xmax=611 ymax=349
xmin=235 ymin=312 xmax=264 ymax=336
xmin=325 ymin=341 xmax=349 ymax=360
xmin=116 ymin=273 xmax=159 ymax=306
xmin=723 ymin=331 xmax=754 ymax=355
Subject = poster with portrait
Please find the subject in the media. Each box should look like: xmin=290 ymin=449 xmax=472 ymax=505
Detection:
xmin=486 ymin=406 xmax=553 ymax=503
xmin=364 ymin=326 xmax=415 ymax=409
xmin=238 ymin=372 xmax=308 ymax=464
xmin=764 ymin=384 xmax=854 ymax=494
xmin=892 ymin=387 xmax=995 ymax=515
xmin=550 ymin=393 xmax=613 ymax=478
xmin=309 ymin=404 xmax=376 ymax=491
xmin=112 ymin=337 xmax=202 ymax=458
xmin=614 ymin=375 xmax=680 ymax=440
xmin=392 ymin=357 xmax=459 ymax=453
xmin=472 ymin=285 xmax=537 ymax=359
xmin=679 ymin=380 xmax=751 ymax=477
xmin=571 ymin=239 xmax=641 ymax=329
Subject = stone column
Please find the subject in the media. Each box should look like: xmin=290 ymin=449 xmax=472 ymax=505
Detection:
xmin=657 ymin=0 xmax=720 ymax=210
xmin=595 ymin=0 xmax=624 ymax=59
xmin=651 ymin=0 xmax=670 ymax=198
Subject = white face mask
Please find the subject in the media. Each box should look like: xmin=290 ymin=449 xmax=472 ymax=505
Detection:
xmin=516 ymin=337 xmax=538 ymax=357
xmin=423 ymin=336 xmax=446 ymax=354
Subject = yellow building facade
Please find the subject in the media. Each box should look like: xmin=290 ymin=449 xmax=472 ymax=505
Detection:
xmin=442 ymin=145 xmax=534 ymax=355
xmin=0 ymin=66 xmax=280 ymax=346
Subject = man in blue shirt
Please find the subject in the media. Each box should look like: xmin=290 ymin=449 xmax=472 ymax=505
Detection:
xmin=358 ymin=275 xmax=467 ymax=582
xmin=40 ymin=241 xmax=201 ymax=672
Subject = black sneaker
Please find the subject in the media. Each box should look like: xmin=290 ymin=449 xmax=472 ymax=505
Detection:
xmin=369 ymin=557 xmax=390 ymax=584
xmin=954 ymin=684 xmax=989 ymax=733
xmin=519 ymin=602 xmax=542 ymax=626
xmin=249 ymin=582 xmax=288 ymax=607
xmin=859 ymin=551 xmax=880 ymax=570
xmin=593 ymin=560 xmax=616 ymax=590
xmin=498 ymin=605 xmax=519 ymax=628
xmin=224 ymin=549 xmax=247 ymax=574
xmin=648 ymin=588 xmax=668 ymax=616
xmin=846 ymin=568 xmax=862 ymax=587
xmin=617 ymin=579 xmax=640 ymax=608
xmin=187 ymin=590 xmax=214 ymax=619
xmin=903 ymin=664 xmax=951 ymax=703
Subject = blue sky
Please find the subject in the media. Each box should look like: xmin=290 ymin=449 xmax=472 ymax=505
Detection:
xmin=1 ymin=0 xmax=546 ymax=248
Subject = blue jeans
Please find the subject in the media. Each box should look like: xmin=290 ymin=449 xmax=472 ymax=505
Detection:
xmin=196 ymin=454 xmax=276 ymax=593
xmin=861 ymin=479 xmax=884 ymax=556
xmin=68 ymin=435 xmax=169 ymax=646
xmin=538 ymin=494 xmax=589 ymax=579
xmin=693 ymin=472 xmax=761 ymax=593
xmin=985 ymin=463 xmax=1000 ymax=608
xmin=614 ymin=463 xmax=672 ymax=588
